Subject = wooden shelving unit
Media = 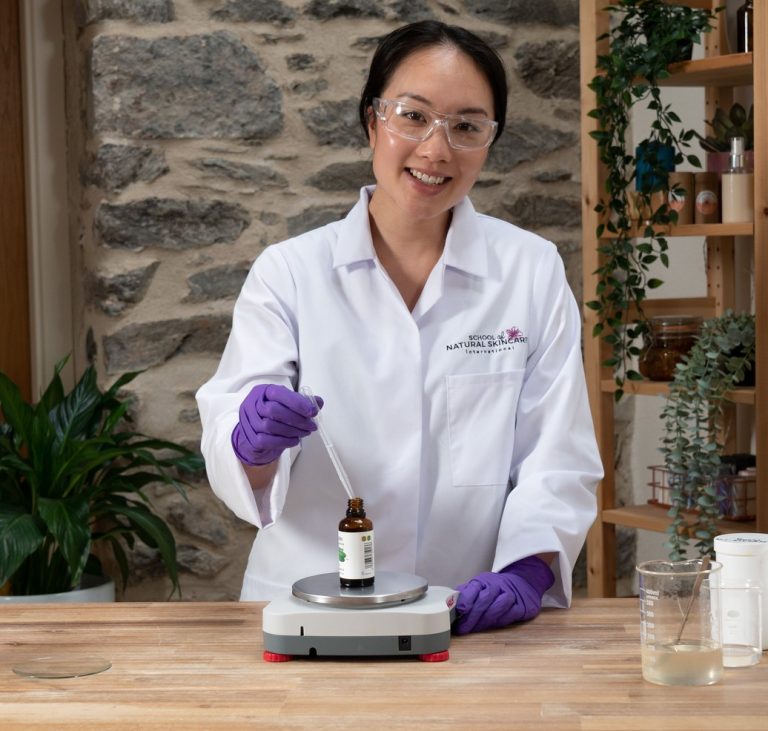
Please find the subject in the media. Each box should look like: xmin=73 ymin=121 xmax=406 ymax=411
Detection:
xmin=663 ymin=52 xmax=753 ymax=86
xmin=601 ymin=504 xmax=753 ymax=535
xmin=598 ymin=380 xmax=755 ymax=404
xmin=604 ymin=222 xmax=753 ymax=237
xmin=580 ymin=0 xmax=768 ymax=596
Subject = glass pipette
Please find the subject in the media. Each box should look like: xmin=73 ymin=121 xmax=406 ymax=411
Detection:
xmin=300 ymin=386 xmax=356 ymax=500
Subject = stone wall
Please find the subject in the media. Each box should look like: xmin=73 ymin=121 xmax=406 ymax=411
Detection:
xmin=63 ymin=0 xmax=587 ymax=600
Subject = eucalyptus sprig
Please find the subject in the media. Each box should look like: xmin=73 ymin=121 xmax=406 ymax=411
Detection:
xmin=587 ymin=0 xmax=718 ymax=400
xmin=660 ymin=311 xmax=755 ymax=559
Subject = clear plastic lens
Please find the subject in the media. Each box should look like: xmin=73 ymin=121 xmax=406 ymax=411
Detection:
xmin=374 ymin=98 xmax=495 ymax=149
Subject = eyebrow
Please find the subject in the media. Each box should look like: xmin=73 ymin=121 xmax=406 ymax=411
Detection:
xmin=396 ymin=92 xmax=490 ymax=117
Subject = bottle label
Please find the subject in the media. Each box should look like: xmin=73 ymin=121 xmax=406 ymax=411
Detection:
xmin=696 ymin=189 xmax=718 ymax=214
xmin=338 ymin=530 xmax=375 ymax=579
xmin=668 ymin=188 xmax=686 ymax=212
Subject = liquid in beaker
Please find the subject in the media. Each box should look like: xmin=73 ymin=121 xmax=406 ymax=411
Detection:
xmin=637 ymin=559 xmax=723 ymax=686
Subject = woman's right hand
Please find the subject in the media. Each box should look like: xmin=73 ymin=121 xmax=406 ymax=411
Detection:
xmin=231 ymin=384 xmax=323 ymax=466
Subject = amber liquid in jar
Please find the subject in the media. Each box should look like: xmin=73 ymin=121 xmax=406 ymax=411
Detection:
xmin=338 ymin=497 xmax=375 ymax=588
xmin=638 ymin=316 xmax=702 ymax=381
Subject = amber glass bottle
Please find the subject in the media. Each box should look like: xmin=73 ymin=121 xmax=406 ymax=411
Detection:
xmin=338 ymin=498 xmax=375 ymax=588
xmin=737 ymin=1 xmax=753 ymax=53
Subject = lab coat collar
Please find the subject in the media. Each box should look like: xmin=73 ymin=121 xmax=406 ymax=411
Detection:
xmin=444 ymin=195 xmax=488 ymax=278
xmin=332 ymin=186 xmax=377 ymax=268
xmin=332 ymin=186 xmax=489 ymax=278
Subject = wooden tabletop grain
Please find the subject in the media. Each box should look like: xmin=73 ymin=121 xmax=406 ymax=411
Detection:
xmin=0 ymin=598 xmax=765 ymax=730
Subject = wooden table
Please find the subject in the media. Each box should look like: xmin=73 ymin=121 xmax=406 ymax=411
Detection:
xmin=0 ymin=598 xmax=765 ymax=730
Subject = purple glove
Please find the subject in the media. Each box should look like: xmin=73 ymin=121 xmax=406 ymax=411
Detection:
xmin=231 ymin=384 xmax=322 ymax=466
xmin=452 ymin=556 xmax=555 ymax=635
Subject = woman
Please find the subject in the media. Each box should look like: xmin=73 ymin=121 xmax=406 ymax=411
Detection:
xmin=196 ymin=20 xmax=603 ymax=634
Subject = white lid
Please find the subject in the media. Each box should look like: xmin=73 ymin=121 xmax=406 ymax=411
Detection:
xmin=714 ymin=533 xmax=768 ymax=555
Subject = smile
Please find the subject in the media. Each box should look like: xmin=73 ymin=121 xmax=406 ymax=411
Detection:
xmin=408 ymin=168 xmax=448 ymax=186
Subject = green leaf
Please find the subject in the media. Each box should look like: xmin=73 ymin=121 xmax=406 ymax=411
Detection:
xmin=102 ymin=370 xmax=142 ymax=403
xmin=101 ymin=401 xmax=130 ymax=437
xmin=37 ymin=357 xmax=69 ymax=413
xmin=0 ymin=372 xmax=34 ymax=443
xmin=106 ymin=502 xmax=180 ymax=597
xmin=49 ymin=367 xmax=102 ymax=444
xmin=104 ymin=534 xmax=131 ymax=590
xmin=37 ymin=496 xmax=91 ymax=588
xmin=0 ymin=505 xmax=45 ymax=586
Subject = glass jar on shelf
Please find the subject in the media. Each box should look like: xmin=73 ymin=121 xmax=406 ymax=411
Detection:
xmin=638 ymin=315 xmax=703 ymax=381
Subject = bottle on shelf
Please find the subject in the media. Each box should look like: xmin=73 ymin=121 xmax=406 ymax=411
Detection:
xmin=338 ymin=497 xmax=375 ymax=588
xmin=736 ymin=0 xmax=753 ymax=54
xmin=721 ymin=136 xmax=754 ymax=223
xmin=667 ymin=171 xmax=694 ymax=225
xmin=693 ymin=171 xmax=719 ymax=224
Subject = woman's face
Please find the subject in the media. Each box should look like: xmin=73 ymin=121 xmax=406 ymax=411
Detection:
xmin=367 ymin=45 xmax=495 ymax=227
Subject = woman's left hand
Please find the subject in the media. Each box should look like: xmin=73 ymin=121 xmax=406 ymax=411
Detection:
xmin=452 ymin=556 xmax=555 ymax=635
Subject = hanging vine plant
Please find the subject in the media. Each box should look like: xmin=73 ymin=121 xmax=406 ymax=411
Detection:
xmin=659 ymin=311 xmax=756 ymax=560
xmin=586 ymin=0 xmax=719 ymax=400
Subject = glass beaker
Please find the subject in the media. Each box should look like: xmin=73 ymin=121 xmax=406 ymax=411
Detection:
xmin=636 ymin=559 xmax=723 ymax=686
xmin=721 ymin=581 xmax=762 ymax=667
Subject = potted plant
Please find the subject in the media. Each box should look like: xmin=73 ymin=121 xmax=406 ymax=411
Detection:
xmin=659 ymin=311 xmax=756 ymax=560
xmin=640 ymin=2 xmax=699 ymax=63
xmin=693 ymin=102 xmax=754 ymax=175
xmin=587 ymin=0 xmax=719 ymax=399
xmin=0 ymin=358 xmax=203 ymax=599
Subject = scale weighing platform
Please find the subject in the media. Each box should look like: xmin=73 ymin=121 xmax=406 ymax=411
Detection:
xmin=262 ymin=571 xmax=458 ymax=662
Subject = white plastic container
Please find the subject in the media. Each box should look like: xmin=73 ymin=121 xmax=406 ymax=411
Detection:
xmin=714 ymin=533 xmax=768 ymax=650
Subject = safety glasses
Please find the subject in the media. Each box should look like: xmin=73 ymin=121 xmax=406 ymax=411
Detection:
xmin=372 ymin=97 xmax=497 ymax=150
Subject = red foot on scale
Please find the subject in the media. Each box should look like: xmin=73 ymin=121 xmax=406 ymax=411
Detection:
xmin=263 ymin=650 xmax=294 ymax=662
xmin=418 ymin=650 xmax=450 ymax=662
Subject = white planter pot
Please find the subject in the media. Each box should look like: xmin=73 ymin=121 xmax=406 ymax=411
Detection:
xmin=0 ymin=574 xmax=115 ymax=604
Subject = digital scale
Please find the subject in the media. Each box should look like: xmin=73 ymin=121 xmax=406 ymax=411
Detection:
xmin=262 ymin=571 xmax=458 ymax=662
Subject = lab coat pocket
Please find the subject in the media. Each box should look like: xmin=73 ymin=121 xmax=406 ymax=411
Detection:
xmin=446 ymin=370 xmax=524 ymax=487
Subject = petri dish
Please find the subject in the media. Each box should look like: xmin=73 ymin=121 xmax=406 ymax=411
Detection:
xmin=12 ymin=655 xmax=111 ymax=679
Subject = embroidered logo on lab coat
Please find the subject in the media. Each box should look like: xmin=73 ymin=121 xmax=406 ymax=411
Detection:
xmin=445 ymin=327 xmax=527 ymax=354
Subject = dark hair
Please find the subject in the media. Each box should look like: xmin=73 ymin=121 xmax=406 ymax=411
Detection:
xmin=359 ymin=21 xmax=507 ymax=145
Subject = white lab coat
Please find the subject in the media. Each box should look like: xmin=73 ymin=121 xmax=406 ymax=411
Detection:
xmin=196 ymin=186 xmax=603 ymax=605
